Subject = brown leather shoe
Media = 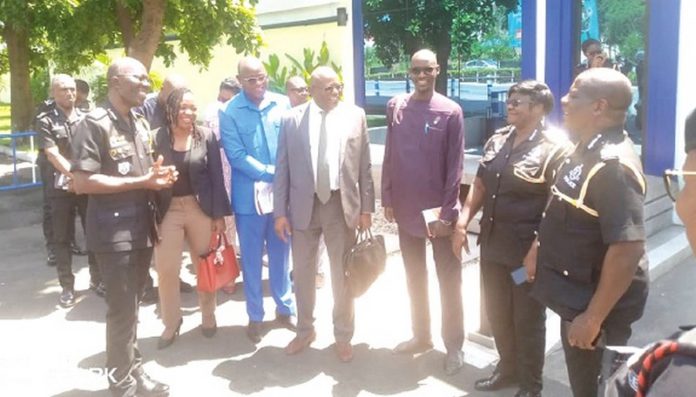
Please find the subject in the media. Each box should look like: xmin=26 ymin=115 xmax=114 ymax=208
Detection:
xmin=335 ymin=341 xmax=353 ymax=363
xmin=285 ymin=331 xmax=316 ymax=355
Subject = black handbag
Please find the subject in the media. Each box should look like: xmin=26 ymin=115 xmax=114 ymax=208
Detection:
xmin=343 ymin=228 xmax=386 ymax=297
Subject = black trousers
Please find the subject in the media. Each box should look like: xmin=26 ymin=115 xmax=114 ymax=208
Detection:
xmin=37 ymin=155 xmax=54 ymax=257
xmin=398 ymin=227 xmax=464 ymax=352
xmin=52 ymin=194 xmax=101 ymax=289
xmin=480 ymin=260 xmax=546 ymax=392
xmin=560 ymin=312 xmax=633 ymax=397
xmin=96 ymin=248 xmax=152 ymax=397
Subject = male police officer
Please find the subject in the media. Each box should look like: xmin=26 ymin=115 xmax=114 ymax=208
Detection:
xmin=526 ymin=68 xmax=649 ymax=397
xmin=71 ymin=57 xmax=175 ymax=397
xmin=36 ymin=74 xmax=103 ymax=307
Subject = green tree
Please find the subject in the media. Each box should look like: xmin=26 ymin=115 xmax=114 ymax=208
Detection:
xmin=1 ymin=0 xmax=76 ymax=131
xmin=1 ymin=0 xmax=262 ymax=132
xmin=363 ymin=0 xmax=516 ymax=94
xmin=597 ymin=0 xmax=645 ymax=60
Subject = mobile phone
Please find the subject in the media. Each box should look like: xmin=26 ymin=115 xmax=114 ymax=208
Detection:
xmin=510 ymin=266 xmax=528 ymax=285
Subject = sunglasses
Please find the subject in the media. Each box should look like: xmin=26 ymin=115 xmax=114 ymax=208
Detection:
xmin=241 ymin=75 xmax=267 ymax=85
xmin=663 ymin=169 xmax=696 ymax=202
xmin=409 ymin=67 xmax=437 ymax=75
xmin=506 ymin=99 xmax=534 ymax=108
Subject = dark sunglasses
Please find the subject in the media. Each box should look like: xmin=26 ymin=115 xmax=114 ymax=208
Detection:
xmin=663 ymin=169 xmax=696 ymax=202
xmin=409 ymin=66 xmax=436 ymax=75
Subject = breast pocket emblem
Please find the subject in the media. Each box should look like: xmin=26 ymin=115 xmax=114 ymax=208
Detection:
xmin=118 ymin=161 xmax=131 ymax=175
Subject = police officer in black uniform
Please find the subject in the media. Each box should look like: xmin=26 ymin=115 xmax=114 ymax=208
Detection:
xmin=36 ymin=98 xmax=58 ymax=267
xmin=454 ymin=81 xmax=573 ymax=397
xmin=528 ymin=68 xmax=649 ymax=397
xmin=36 ymin=74 xmax=103 ymax=307
xmin=71 ymin=57 xmax=174 ymax=397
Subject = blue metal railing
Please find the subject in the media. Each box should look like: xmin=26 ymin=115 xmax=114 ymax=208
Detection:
xmin=0 ymin=131 xmax=41 ymax=191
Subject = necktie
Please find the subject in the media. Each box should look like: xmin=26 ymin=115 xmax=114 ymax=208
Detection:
xmin=316 ymin=110 xmax=331 ymax=204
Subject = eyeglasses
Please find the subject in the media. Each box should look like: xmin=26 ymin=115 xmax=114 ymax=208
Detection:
xmin=290 ymin=87 xmax=308 ymax=93
xmin=240 ymin=75 xmax=267 ymax=85
xmin=409 ymin=66 xmax=436 ymax=75
xmin=323 ymin=83 xmax=344 ymax=93
xmin=506 ymin=98 xmax=534 ymax=108
xmin=663 ymin=169 xmax=696 ymax=202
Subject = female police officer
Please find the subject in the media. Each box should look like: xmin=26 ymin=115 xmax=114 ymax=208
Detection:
xmin=453 ymin=80 xmax=572 ymax=397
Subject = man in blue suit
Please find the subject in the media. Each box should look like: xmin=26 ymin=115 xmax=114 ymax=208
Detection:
xmin=220 ymin=56 xmax=296 ymax=343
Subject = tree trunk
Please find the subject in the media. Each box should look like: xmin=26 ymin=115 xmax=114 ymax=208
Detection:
xmin=434 ymin=33 xmax=452 ymax=96
xmin=115 ymin=0 xmax=166 ymax=70
xmin=3 ymin=26 xmax=33 ymax=132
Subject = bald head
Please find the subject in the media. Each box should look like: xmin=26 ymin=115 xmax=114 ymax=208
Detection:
xmin=236 ymin=56 xmax=267 ymax=104
xmin=106 ymin=57 xmax=150 ymax=114
xmin=310 ymin=66 xmax=338 ymax=84
xmin=51 ymin=74 xmax=76 ymax=112
xmin=309 ymin=66 xmax=341 ymax=111
xmin=575 ymin=68 xmax=633 ymax=112
xmin=158 ymin=74 xmax=187 ymax=105
xmin=411 ymin=49 xmax=438 ymax=64
xmin=238 ymin=56 xmax=264 ymax=76
xmin=285 ymin=75 xmax=308 ymax=107
xmin=107 ymin=57 xmax=146 ymax=84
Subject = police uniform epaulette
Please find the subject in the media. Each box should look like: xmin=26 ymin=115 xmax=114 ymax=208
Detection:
xmin=86 ymin=107 xmax=109 ymax=121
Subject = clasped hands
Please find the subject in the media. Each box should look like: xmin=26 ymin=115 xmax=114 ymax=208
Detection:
xmin=146 ymin=155 xmax=178 ymax=190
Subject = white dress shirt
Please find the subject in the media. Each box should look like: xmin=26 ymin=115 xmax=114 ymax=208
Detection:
xmin=309 ymin=100 xmax=344 ymax=191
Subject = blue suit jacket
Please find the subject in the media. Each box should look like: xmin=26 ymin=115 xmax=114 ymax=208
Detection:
xmin=219 ymin=91 xmax=290 ymax=215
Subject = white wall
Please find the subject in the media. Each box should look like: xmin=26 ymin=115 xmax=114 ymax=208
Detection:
xmin=674 ymin=0 xmax=696 ymax=170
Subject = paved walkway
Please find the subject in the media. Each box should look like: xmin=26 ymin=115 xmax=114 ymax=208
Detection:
xmin=1 ymin=201 xmax=695 ymax=396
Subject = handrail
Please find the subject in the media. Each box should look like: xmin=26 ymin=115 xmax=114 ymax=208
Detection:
xmin=0 ymin=131 xmax=41 ymax=191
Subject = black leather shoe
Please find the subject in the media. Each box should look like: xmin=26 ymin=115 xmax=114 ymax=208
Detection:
xmin=393 ymin=337 xmax=434 ymax=354
xmin=157 ymin=318 xmax=182 ymax=350
xmin=444 ymin=350 xmax=465 ymax=376
xmin=514 ymin=388 xmax=541 ymax=397
xmin=59 ymin=288 xmax=76 ymax=308
xmin=71 ymin=242 xmax=87 ymax=256
xmin=134 ymin=371 xmax=170 ymax=397
xmin=474 ymin=372 xmax=518 ymax=391
xmin=247 ymin=321 xmax=263 ymax=344
xmin=90 ymin=281 xmax=106 ymax=298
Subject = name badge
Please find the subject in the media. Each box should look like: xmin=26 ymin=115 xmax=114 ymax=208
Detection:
xmin=118 ymin=161 xmax=131 ymax=175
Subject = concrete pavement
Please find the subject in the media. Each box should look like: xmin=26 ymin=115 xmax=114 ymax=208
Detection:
xmin=1 ymin=187 xmax=695 ymax=396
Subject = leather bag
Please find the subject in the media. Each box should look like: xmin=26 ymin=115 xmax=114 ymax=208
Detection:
xmin=343 ymin=228 xmax=386 ymax=297
xmin=197 ymin=233 xmax=240 ymax=292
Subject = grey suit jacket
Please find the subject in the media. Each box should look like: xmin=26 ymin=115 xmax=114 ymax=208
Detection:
xmin=274 ymin=102 xmax=375 ymax=230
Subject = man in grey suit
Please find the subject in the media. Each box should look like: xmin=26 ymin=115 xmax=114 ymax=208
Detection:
xmin=274 ymin=66 xmax=375 ymax=363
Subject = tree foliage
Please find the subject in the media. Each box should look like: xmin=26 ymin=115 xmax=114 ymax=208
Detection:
xmin=363 ymin=0 xmax=516 ymax=94
xmin=597 ymin=0 xmax=645 ymax=61
xmin=0 ymin=0 xmax=262 ymax=131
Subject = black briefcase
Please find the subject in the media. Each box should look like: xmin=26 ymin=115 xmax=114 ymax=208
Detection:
xmin=343 ymin=228 xmax=386 ymax=297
